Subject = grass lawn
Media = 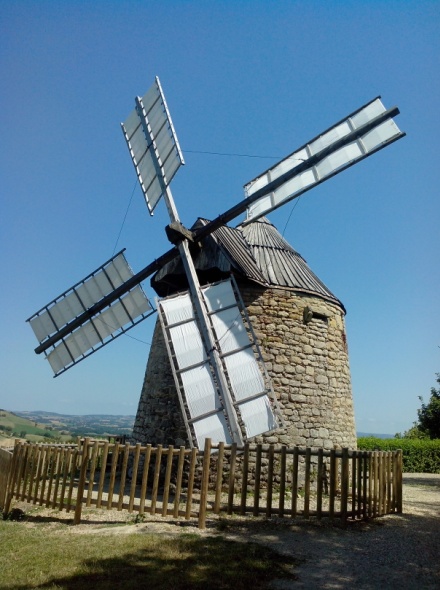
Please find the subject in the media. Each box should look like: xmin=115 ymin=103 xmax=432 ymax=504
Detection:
xmin=0 ymin=517 xmax=297 ymax=589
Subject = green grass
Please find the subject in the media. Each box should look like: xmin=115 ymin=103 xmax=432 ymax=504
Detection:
xmin=0 ymin=517 xmax=297 ymax=589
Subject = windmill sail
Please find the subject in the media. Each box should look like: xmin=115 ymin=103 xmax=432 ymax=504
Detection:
xmin=244 ymin=97 xmax=405 ymax=222
xmin=121 ymin=76 xmax=184 ymax=214
xmin=27 ymin=251 xmax=154 ymax=376
xmin=157 ymin=277 xmax=280 ymax=448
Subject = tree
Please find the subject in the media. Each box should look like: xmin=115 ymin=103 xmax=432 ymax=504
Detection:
xmin=417 ymin=373 xmax=440 ymax=439
xmin=395 ymin=373 xmax=440 ymax=440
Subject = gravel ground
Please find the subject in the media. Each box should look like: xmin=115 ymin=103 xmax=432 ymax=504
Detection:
xmin=237 ymin=473 xmax=440 ymax=589
xmin=11 ymin=473 xmax=440 ymax=589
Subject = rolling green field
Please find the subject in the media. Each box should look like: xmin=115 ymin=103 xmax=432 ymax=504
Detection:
xmin=0 ymin=409 xmax=71 ymax=444
xmin=0 ymin=410 xmax=135 ymax=445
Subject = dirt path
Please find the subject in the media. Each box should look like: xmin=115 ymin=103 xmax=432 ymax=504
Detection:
xmin=244 ymin=473 xmax=440 ymax=589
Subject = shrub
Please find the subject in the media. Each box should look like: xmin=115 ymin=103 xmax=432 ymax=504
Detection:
xmin=357 ymin=437 xmax=440 ymax=474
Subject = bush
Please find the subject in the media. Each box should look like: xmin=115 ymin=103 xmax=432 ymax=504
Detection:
xmin=357 ymin=437 xmax=440 ymax=474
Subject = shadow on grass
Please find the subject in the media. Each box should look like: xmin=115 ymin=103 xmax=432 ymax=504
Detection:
xmin=6 ymin=535 xmax=299 ymax=590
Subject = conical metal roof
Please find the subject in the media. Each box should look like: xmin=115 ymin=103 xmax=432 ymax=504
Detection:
xmin=152 ymin=217 xmax=344 ymax=311
xmin=239 ymin=217 xmax=343 ymax=308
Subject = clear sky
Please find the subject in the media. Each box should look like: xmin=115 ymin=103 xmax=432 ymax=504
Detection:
xmin=1 ymin=1 xmax=439 ymax=435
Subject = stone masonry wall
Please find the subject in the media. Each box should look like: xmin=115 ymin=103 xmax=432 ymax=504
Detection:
xmin=239 ymin=283 xmax=357 ymax=450
xmin=132 ymin=283 xmax=357 ymax=451
xmin=132 ymin=320 xmax=187 ymax=448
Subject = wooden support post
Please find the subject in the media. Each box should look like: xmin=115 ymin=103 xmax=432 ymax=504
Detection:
xmin=38 ymin=446 xmax=50 ymax=505
xmin=214 ymin=442 xmax=225 ymax=515
xmin=45 ymin=446 xmax=57 ymax=508
xmin=373 ymin=452 xmax=378 ymax=517
xmin=129 ymin=443 xmax=142 ymax=513
xmin=279 ymin=446 xmax=287 ymax=518
xmin=74 ymin=438 xmax=90 ymax=525
xmin=351 ymin=451 xmax=357 ymax=520
xmin=304 ymin=447 xmax=311 ymax=519
xmin=396 ymin=450 xmax=403 ymax=513
xmin=340 ymin=448 xmax=349 ymax=521
xmin=329 ymin=449 xmax=336 ymax=519
xmin=51 ymin=448 xmax=63 ymax=509
xmin=20 ymin=443 xmax=32 ymax=502
xmin=97 ymin=442 xmax=109 ymax=509
xmin=86 ymin=441 xmax=99 ymax=507
xmin=185 ymin=447 xmax=197 ymax=520
xmin=173 ymin=446 xmax=186 ymax=518
xmin=66 ymin=448 xmax=78 ymax=513
xmin=227 ymin=444 xmax=237 ymax=515
xmin=198 ymin=438 xmax=212 ymax=529
xmin=162 ymin=445 xmax=174 ymax=516
xmin=362 ymin=451 xmax=368 ymax=519
xmin=240 ymin=443 xmax=249 ymax=516
xmin=266 ymin=445 xmax=274 ymax=519
xmin=253 ymin=444 xmax=262 ymax=517
xmin=59 ymin=447 xmax=72 ymax=511
xmin=291 ymin=447 xmax=299 ymax=518
xmin=117 ymin=442 xmax=131 ymax=511
xmin=3 ymin=444 xmax=21 ymax=516
xmin=139 ymin=444 xmax=152 ymax=515
xmin=151 ymin=445 xmax=163 ymax=515
xmin=316 ymin=448 xmax=323 ymax=520
xmin=386 ymin=452 xmax=392 ymax=513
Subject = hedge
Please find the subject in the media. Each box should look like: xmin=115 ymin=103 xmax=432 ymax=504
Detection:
xmin=357 ymin=437 xmax=440 ymax=474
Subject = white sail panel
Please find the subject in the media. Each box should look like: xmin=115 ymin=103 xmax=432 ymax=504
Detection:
xmin=192 ymin=413 xmax=232 ymax=448
xmin=308 ymin=121 xmax=352 ymax=156
xmin=160 ymin=291 xmax=194 ymax=324
xmin=238 ymin=396 xmax=278 ymax=439
xmin=29 ymin=253 xmax=135 ymax=344
xmin=245 ymin=97 xmax=404 ymax=222
xmin=169 ymin=320 xmax=207 ymax=369
xmin=45 ymin=285 xmax=152 ymax=375
xmin=180 ymin=364 xmax=221 ymax=417
xmin=223 ymin=348 xmax=266 ymax=402
xmin=351 ymin=98 xmax=385 ymax=128
xmin=201 ymin=279 xmax=278 ymax=436
xmin=121 ymin=77 xmax=184 ymax=214
xmin=158 ymin=293 xmax=231 ymax=447
xmin=361 ymin=119 xmax=401 ymax=152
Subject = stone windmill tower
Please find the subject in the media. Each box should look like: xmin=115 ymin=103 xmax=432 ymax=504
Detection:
xmin=132 ymin=215 xmax=357 ymax=450
xmin=28 ymin=79 xmax=403 ymax=454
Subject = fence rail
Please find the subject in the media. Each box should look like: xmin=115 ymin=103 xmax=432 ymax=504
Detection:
xmin=1 ymin=438 xmax=402 ymax=528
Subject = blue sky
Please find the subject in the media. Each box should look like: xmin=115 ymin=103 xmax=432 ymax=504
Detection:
xmin=1 ymin=1 xmax=439 ymax=435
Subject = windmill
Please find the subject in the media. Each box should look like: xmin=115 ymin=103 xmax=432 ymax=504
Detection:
xmin=27 ymin=77 xmax=405 ymax=449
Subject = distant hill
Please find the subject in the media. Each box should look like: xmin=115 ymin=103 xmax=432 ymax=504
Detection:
xmin=2 ymin=410 xmax=395 ymax=445
xmin=0 ymin=409 xmax=72 ymax=445
xmin=13 ymin=410 xmax=135 ymax=439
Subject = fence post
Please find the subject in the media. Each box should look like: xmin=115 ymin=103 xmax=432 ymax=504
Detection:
xmin=198 ymin=438 xmax=212 ymax=529
xmin=329 ymin=449 xmax=336 ymax=518
xmin=3 ymin=443 xmax=21 ymax=515
xmin=73 ymin=438 xmax=90 ymax=525
xmin=214 ymin=442 xmax=225 ymax=515
xmin=396 ymin=450 xmax=403 ymax=513
xmin=340 ymin=448 xmax=349 ymax=521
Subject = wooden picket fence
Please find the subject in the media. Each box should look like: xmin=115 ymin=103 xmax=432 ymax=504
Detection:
xmin=1 ymin=438 xmax=402 ymax=528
